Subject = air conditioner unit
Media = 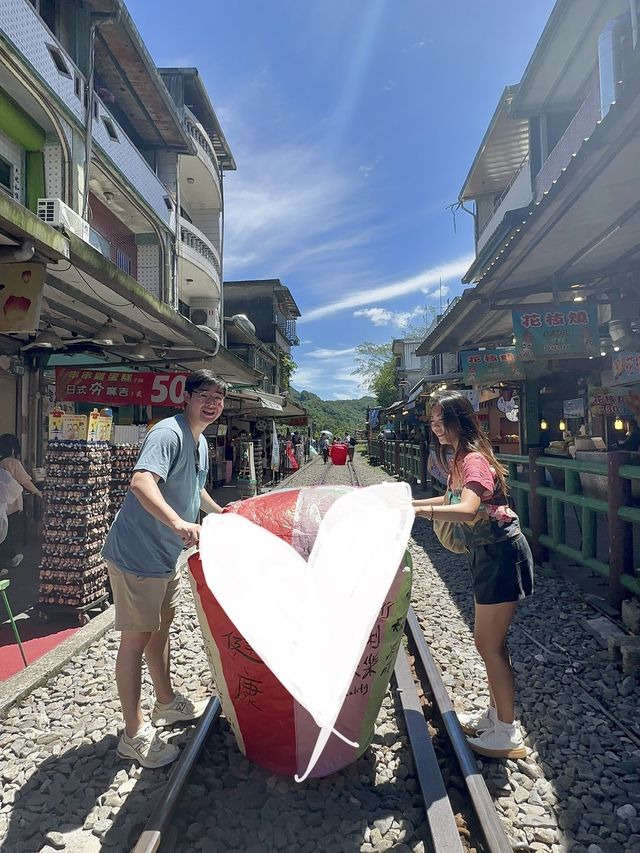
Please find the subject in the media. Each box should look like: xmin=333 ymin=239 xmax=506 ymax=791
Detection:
xmin=190 ymin=299 xmax=220 ymax=333
xmin=37 ymin=198 xmax=90 ymax=243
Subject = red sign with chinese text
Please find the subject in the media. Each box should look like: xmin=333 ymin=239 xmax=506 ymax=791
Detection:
xmin=55 ymin=368 xmax=189 ymax=408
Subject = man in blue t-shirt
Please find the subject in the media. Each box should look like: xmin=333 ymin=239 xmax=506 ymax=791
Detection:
xmin=103 ymin=369 xmax=226 ymax=768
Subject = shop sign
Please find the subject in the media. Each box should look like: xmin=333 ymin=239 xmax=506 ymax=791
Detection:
xmin=460 ymin=347 xmax=524 ymax=384
xmin=563 ymin=398 xmax=585 ymax=418
xmin=589 ymin=386 xmax=640 ymax=417
xmin=0 ymin=263 xmax=44 ymax=332
xmin=611 ymin=351 xmax=640 ymax=386
xmin=286 ymin=416 xmax=308 ymax=426
xmin=56 ymin=367 xmax=188 ymax=407
xmin=512 ymin=304 xmax=598 ymax=360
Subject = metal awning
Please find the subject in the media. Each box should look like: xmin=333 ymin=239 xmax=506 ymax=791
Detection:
xmin=422 ymin=58 xmax=640 ymax=355
xmin=460 ymin=86 xmax=529 ymax=200
xmin=227 ymin=388 xmax=307 ymax=420
xmin=511 ymin=0 xmax=628 ymax=117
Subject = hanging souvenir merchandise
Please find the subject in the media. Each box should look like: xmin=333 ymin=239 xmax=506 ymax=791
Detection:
xmin=38 ymin=441 xmax=111 ymax=615
xmin=109 ymin=445 xmax=138 ymax=522
xmin=190 ymin=483 xmax=413 ymax=780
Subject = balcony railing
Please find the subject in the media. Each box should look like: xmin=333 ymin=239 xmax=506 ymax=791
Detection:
xmin=184 ymin=107 xmax=220 ymax=174
xmin=275 ymin=316 xmax=300 ymax=346
xmin=535 ymin=84 xmax=601 ymax=202
xmin=1 ymin=0 xmax=172 ymax=228
xmin=179 ymin=217 xmax=221 ymax=281
xmin=477 ymin=157 xmax=532 ymax=254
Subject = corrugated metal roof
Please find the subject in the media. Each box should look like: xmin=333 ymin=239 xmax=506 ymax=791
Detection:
xmin=460 ymin=87 xmax=529 ymax=200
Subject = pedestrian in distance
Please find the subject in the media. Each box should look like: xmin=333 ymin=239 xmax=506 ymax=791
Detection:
xmin=412 ymin=391 xmax=533 ymax=759
xmin=102 ymin=369 xmax=226 ymax=768
xmin=0 ymin=434 xmax=42 ymax=574
xmin=347 ymin=433 xmax=356 ymax=462
xmin=319 ymin=434 xmax=329 ymax=464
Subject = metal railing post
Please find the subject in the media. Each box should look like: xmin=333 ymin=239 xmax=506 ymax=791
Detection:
xmin=419 ymin=441 xmax=428 ymax=491
xmin=608 ymin=451 xmax=633 ymax=609
xmin=529 ymin=448 xmax=547 ymax=564
xmin=394 ymin=440 xmax=400 ymax=477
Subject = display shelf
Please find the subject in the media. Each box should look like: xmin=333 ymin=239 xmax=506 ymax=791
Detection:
xmin=38 ymin=441 xmax=110 ymax=621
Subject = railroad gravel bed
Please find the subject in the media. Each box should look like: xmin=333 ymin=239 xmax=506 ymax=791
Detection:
xmin=0 ymin=454 xmax=638 ymax=852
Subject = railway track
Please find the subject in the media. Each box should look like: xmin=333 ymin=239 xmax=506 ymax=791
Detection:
xmin=131 ymin=459 xmax=512 ymax=853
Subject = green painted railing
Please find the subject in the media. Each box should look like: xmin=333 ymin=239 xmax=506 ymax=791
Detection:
xmin=497 ymin=450 xmax=640 ymax=606
xmin=375 ymin=439 xmax=428 ymax=490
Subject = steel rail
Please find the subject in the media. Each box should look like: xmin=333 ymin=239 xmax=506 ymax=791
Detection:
xmin=405 ymin=608 xmax=513 ymax=853
xmin=394 ymin=648 xmax=464 ymax=852
xmin=131 ymin=696 xmax=222 ymax=853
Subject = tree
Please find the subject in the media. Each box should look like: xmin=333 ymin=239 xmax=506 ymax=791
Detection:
xmin=372 ymin=358 xmax=398 ymax=408
xmin=279 ymin=352 xmax=297 ymax=390
xmin=352 ymin=341 xmax=398 ymax=408
xmin=352 ymin=341 xmax=393 ymax=389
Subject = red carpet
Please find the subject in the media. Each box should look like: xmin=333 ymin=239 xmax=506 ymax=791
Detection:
xmin=0 ymin=618 xmax=80 ymax=681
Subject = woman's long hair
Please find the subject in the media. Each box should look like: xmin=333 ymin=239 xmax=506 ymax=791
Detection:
xmin=430 ymin=392 xmax=509 ymax=496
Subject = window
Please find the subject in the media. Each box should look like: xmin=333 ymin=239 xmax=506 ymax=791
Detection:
xmin=102 ymin=118 xmax=119 ymax=142
xmin=46 ymin=44 xmax=71 ymax=78
xmin=0 ymin=156 xmax=12 ymax=196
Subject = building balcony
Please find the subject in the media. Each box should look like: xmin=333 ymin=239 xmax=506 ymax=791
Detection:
xmin=0 ymin=0 xmax=172 ymax=229
xmin=534 ymin=84 xmax=600 ymax=202
xmin=178 ymin=216 xmax=221 ymax=299
xmin=275 ymin=316 xmax=300 ymax=347
xmin=476 ymin=157 xmax=533 ymax=254
xmin=181 ymin=107 xmax=221 ymax=205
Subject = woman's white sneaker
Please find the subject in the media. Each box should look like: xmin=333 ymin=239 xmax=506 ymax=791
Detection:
xmin=116 ymin=722 xmax=179 ymax=768
xmin=457 ymin=706 xmax=496 ymax=735
xmin=151 ymin=693 xmax=208 ymax=727
xmin=467 ymin=720 xmax=526 ymax=759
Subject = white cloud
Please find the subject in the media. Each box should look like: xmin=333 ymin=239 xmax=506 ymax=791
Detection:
xmin=224 ymin=142 xmax=371 ymax=277
xmin=353 ymin=306 xmax=425 ymax=329
xmin=308 ymin=347 xmax=357 ymax=359
xmin=301 ymin=254 xmax=473 ymax=322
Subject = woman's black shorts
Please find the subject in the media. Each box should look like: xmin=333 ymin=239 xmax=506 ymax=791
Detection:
xmin=469 ymin=533 xmax=534 ymax=605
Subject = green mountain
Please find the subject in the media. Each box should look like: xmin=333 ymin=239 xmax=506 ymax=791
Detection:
xmin=289 ymin=388 xmax=374 ymax=437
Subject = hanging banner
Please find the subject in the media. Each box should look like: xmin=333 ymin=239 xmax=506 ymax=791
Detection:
xmin=0 ymin=263 xmax=45 ymax=333
xmin=611 ymin=351 xmax=640 ymax=386
xmin=56 ymin=368 xmax=189 ymax=407
xmin=589 ymin=386 xmax=640 ymax=418
xmin=460 ymin=347 xmax=524 ymax=384
xmin=271 ymin=421 xmax=280 ymax=470
xmin=512 ymin=304 xmax=598 ymax=361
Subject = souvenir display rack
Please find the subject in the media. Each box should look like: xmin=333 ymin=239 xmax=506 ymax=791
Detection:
xmin=109 ymin=444 xmax=138 ymax=522
xmin=38 ymin=440 xmax=111 ymax=623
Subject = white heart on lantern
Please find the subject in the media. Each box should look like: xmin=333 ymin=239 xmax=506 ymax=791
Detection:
xmin=198 ymin=481 xmax=414 ymax=781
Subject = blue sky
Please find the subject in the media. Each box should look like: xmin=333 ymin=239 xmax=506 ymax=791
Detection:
xmin=128 ymin=0 xmax=556 ymax=399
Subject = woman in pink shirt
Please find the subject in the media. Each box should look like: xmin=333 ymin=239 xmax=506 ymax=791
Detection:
xmin=0 ymin=434 xmax=42 ymax=572
xmin=413 ymin=392 xmax=533 ymax=760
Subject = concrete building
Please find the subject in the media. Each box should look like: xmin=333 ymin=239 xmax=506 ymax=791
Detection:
xmin=0 ymin=0 xmax=258 ymax=464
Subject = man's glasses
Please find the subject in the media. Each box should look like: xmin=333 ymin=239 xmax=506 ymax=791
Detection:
xmin=193 ymin=392 xmax=225 ymax=404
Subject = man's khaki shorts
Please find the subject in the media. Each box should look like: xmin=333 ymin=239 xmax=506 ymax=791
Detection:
xmin=106 ymin=560 xmax=181 ymax=632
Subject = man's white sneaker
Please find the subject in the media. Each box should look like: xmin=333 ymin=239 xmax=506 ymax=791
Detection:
xmin=457 ymin=706 xmax=496 ymax=736
xmin=151 ymin=693 xmax=208 ymax=727
xmin=116 ymin=723 xmax=179 ymax=768
xmin=467 ymin=720 xmax=526 ymax=759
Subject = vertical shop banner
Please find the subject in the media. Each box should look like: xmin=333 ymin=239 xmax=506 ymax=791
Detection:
xmin=56 ymin=368 xmax=189 ymax=407
xmin=460 ymin=347 xmax=524 ymax=384
xmin=611 ymin=352 xmax=640 ymax=386
xmin=512 ymin=304 xmax=598 ymax=360
xmin=0 ymin=263 xmax=44 ymax=332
